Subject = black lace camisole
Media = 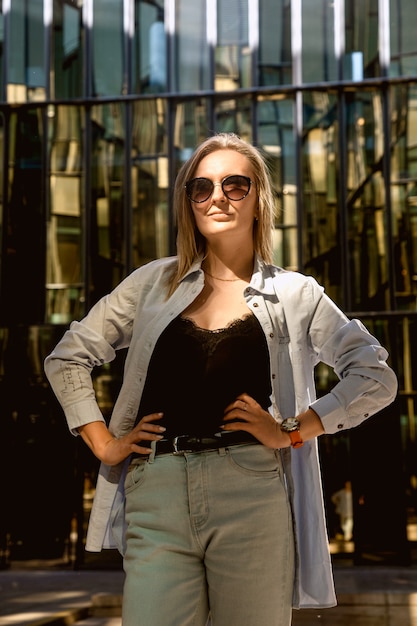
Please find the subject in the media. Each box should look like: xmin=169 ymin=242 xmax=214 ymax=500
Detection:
xmin=136 ymin=313 xmax=272 ymax=437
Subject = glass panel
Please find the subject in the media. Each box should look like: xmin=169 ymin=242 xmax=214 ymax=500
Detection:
xmin=215 ymin=0 xmax=251 ymax=91
xmin=390 ymin=84 xmax=417 ymax=311
xmin=257 ymin=96 xmax=297 ymax=270
xmin=258 ymin=0 xmax=291 ymax=87
xmin=131 ymin=99 xmax=169 ymax=268
xmin=1 ymin=108 xmax=45 ymax=325
xmin=52 ymin=0 xmax=83 ymax=99
xmin=133 ymin=0 xmax=167 ymax=94
xmin=214 ymin=96 xmax=252 ymax=137
xmin=345 ymin=91 xmax=389 ymax=311
xmin=301 ymin=0 xmax=337 ymax=83
xmin=173 ymin=100 xmax=210 ymax=162
xmin=345 ymin=0 xmax=379 ymax=80
xmin=46 ymin=105 xmax=84 ymax=324
xmin=7 ymin=0 xmax=46 ymax=102
xmin=174 ymin=0 xmax=210 ymax=92
xmin=0 ymin=8 xmax=4 ymax=93
xmin=390 ymin=0 xmax=417 ymax=77
xmin=90 ymin=103 xmax=127 ymax=300
xmin=92 ymin=0 xmax=124 ymax=96
xmin=302 ymin=92 xmax=340 ymax=301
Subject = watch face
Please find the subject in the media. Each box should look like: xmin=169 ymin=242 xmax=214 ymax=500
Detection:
xmin=281 ymin=417 xmax=300 ymax=433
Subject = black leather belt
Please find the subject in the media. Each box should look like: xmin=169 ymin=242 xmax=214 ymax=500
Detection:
xmin=133 ymin=431 xmax=259 ymax=458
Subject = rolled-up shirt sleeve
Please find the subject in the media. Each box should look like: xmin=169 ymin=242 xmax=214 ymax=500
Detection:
xmin=44 ymin=274 xmax=137 ymax=435
xmin=308 ymin=293 xmax=398 ymax=434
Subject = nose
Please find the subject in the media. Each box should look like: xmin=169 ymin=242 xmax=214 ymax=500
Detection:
xmin=211 ymin=181 xmax=226 ymax=202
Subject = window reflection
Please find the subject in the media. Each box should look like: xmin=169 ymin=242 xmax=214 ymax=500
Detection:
xmin=52 ymin=0 xmax=83 ymax=99
xmin=302 ymin=0 xmax=336 ymax=83
xmin=390 ymin=0 xmax=417 ymax=77
xmin=345 ymin=0 xmax=379 ymax=79
xmin=302 ymin=92 xmax=341 ymax=302
xmin=258 ymin=96 xmax=297 ymax=270
xmin=390 ymin=84 xmax=417 ymax=311
xmin=133 ymin=0 xmax=166 ymax=94
xmin=131 ymin=99 xmax=169 ymax=268
xmin=7 ymin=0 xmax=46 ymax=103
xmin=216 ymin=0 xmax=251 ymax=91
xmin=92 ymin=0 xmax=124 ymax=96
xmin=346 ymin=91 xmax=389 ymax=311
xmin=259 ymin=0 xmax=291 ymax=87
xmin=173 ymin=101 xmax=209 ymax=155
xmin=214 ymin=97 xmax=252 ymax=137
xmin=47 ymin=105 xmax=84 ymax=324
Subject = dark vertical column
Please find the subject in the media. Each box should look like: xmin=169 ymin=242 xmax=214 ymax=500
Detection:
xmin=351 ymin=397 xmax=410 ymax=565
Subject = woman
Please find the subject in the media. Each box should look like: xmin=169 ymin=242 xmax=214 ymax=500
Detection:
xmin=45 ymin=133 xmax=397 ymax=625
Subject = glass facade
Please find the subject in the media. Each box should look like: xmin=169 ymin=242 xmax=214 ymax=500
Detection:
xmin=0 ymin=0 xmax=416 ymax=565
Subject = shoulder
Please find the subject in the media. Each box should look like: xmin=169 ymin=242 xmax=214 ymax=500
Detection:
xmin=263 ymin=263 xmax=324 ymax=300
xmin=130 ymin=256 xmax=178 ymax=280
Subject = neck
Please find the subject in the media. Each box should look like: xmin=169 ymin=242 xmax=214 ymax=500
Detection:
xmin=202 ymin=248 xmax=255 ymax=281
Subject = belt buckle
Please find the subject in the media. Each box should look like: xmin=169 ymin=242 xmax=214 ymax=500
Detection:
xmin=172 ymin=435 xmax=193 ymax=455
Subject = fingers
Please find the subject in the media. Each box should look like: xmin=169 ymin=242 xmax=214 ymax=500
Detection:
xmin=129 ymin=412 xmax=166 ymax=453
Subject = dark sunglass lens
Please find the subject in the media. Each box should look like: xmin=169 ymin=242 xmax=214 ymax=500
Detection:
xmin=222 ymin=175 xmax=250 ymax=200
xmin=187 ymin=178 xmax=213 ymax=202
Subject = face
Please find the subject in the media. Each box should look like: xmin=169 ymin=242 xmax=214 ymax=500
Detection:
xmin=187 ymin=149 xmax=258 ymax=242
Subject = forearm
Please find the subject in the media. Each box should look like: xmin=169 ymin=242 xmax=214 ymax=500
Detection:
xmin=77 ymin=421 xmax=120 ymax=461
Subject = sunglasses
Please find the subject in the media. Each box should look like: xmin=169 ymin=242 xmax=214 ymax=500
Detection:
xmin=185 ymin=174 xmax=254 ymax=204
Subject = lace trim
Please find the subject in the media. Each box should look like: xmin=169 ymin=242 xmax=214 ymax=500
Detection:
xmin=179 ymin=312 xmax=254 ymax=334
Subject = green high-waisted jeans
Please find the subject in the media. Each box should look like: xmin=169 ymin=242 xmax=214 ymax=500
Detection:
xmin=123 ymin=443 xmax=294 ymax=626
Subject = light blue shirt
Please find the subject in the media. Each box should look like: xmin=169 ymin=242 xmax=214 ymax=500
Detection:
xmin=44 ymin=255 xmax=397 ymax=608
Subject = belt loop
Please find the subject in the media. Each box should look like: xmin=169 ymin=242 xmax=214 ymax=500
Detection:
xmin=148 ymin=440 xmax=157 ymax=464
xmin=218 ymin=446 xmax=227 ymax=457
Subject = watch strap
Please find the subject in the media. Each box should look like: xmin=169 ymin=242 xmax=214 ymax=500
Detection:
xmin=288 ymin=429 xmax=304 ymax=449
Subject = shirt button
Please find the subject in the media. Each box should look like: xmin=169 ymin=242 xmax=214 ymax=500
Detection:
xmin=253 ymin=302 xmax=259 ymax=307
xmin=364 ymin=413 xmax=369 ymax=418
xmin=337 ymin=423 xmax=343 ymax=429
xmin=269 ymin=332 xmax=274 ymax=338
xmin=272 ymin=373 xmax=276 ymax=379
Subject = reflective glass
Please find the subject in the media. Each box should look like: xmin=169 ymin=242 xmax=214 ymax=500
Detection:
xmin=301 ymin=92 xmax=340 ymax=301
xmin=389 ymin=0 xmax=417 ymax=77
xmin=302 ymin=0 xmax=337 ymax=83
xmin=215 ymin=0 xmax=251 ymax=90
xmin=133 ymin=0 xmax=167 ymax=94
xmin=345 ymin=0 xmax=379 ymax=79
xmin=90 ymin=103 xmax=127 ymax=299
xmin=131 ymin=99 xmax=169 ymax=268
xmin=46 ymin=105 xmax=84 ymax=324
xmin=7 ymin=0 xmax=46 ymax=102
xmin=390 ymin=84 xmax=417 ymax=311
xmin=174 ymin=0 xmax=209 ymax=92
xmin=92 ymin=0 xmax=124 ymax=96
xmin=0 ymin=11 xmax=3 ymax=92
xmin=345 ymin=91 xmax=389 ymax=311
xmin=259 ymin=0 xmax=291 ymax=86
xmin=173 ymin=100 xmax=209 ymax=165
xmin=52 ymin=0 xmax=83 ymax=99
xmin=214 ymin=97 xmax=252 ymax=138
xmin=257 ymin=96 xmax=297 ymax=270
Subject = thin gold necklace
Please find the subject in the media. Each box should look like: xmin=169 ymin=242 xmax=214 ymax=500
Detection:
xmin=204 ymin=269 xmax=251 ymax=282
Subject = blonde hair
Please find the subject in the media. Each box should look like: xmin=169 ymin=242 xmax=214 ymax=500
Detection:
xmin=167 ymin=133 xmax=276 ymax=296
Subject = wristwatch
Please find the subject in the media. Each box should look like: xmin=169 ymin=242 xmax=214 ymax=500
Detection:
xmin=280 ymin=417 xmax=304 ymax=449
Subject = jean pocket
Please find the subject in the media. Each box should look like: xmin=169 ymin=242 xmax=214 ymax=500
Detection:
xmin=124 ymin=458 xmax=148 ymax=494
xmin=226 ymin=445 xmax=281 ymax=477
